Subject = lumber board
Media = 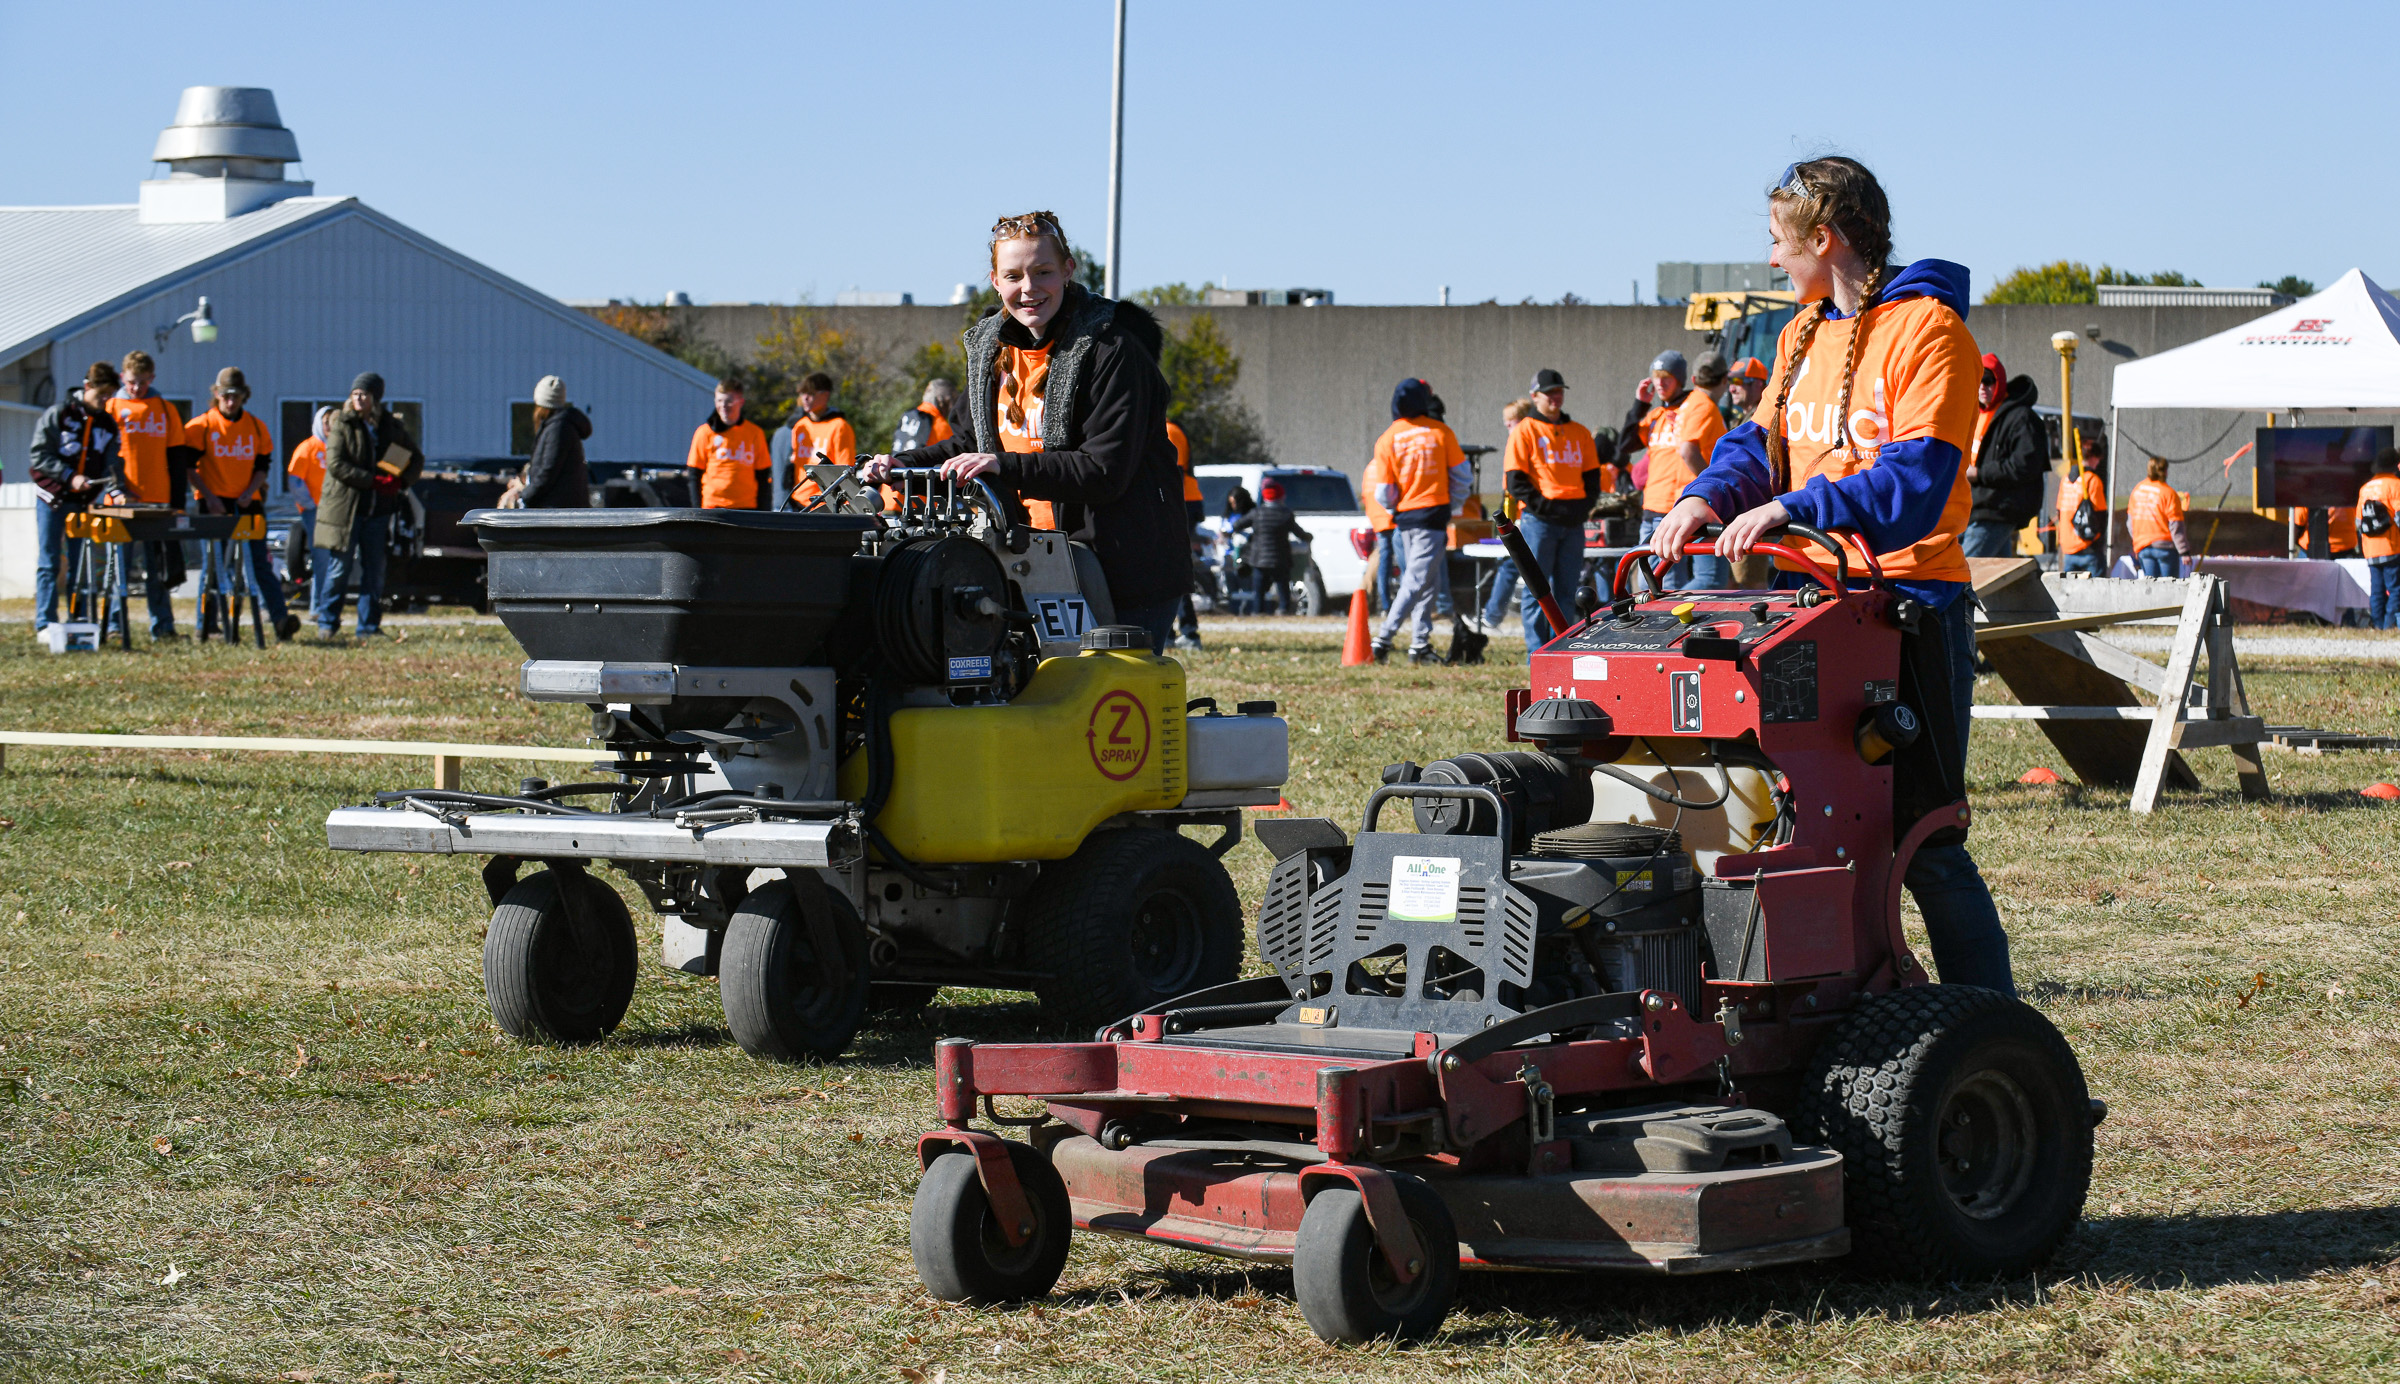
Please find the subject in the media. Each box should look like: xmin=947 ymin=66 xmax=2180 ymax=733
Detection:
xmin=2131 ymin=578 xmax=2220 ymax=814
xmin=1979 ymin=631 xmax=2198 ymax=791
xmin=1977 ymin=606 xmax=2187 ymax=642
xmin=0 ymin=731 xmax=593 ymax=761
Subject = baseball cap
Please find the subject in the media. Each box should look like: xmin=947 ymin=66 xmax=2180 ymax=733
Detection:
xmin=1530 ymin=368 xmax=1568 ymax=394
xmin=1732 ymin=356 xmax=1769 ymax=382
xmin=1691 ymin=352 xmax=1729 ymax=387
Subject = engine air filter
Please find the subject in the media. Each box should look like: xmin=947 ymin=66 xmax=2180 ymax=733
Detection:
xmin=1530 ymin=821 xmax=1682 ymax=860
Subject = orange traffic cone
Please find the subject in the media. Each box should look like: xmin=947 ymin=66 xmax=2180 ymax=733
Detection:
xmin=1340 ymin=578 xmax=1374 ymax=666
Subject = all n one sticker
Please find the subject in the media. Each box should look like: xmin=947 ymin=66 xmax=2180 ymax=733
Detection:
xmin=1387 ymin=855 xmax=1463 ymax=923
xmin=1670 ymin=671 xmax=1703 ymax=732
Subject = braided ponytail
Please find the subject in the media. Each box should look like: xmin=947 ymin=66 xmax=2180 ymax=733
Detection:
xmin=1764 ymin=304 xmax=1828 ymax=492
xmin=1832 ymin=265 xmax=1889 ymax=461
xmin=1764 ymin=156 xmax=1897 ymax=483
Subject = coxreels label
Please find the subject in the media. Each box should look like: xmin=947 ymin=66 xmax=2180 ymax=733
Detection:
xmin=1086 ymin=690 xmax=1151 ymax=781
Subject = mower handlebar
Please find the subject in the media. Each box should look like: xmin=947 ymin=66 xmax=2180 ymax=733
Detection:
xmin=1613 ymin=522 xmax=1854 ymax=596
xmin=1361 ymin=782 xmax=1513 ymax=849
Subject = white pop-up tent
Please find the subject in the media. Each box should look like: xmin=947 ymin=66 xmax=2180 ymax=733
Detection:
xmin=2106 ymin=268 xmax=2400 ymax=563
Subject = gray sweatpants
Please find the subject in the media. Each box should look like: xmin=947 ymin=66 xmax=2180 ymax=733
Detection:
xmin=1378 ymin=525 xmax=1447 ymax=650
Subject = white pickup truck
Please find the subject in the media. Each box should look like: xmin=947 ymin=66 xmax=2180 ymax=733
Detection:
xmin=1191 ymin=465 xmax=1369 ymax=615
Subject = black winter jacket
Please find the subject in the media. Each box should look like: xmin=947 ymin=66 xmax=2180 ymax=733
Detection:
xmin=892 ymin=285 xmax=1190 ymax=611
xmin=521 ymin=406 xmax=592 ymax=508
xmin=1969 ymin=375 xmax=2048 ymax=527
xmin=1234 ymin=502 xmax=1298 ymax=571
xmin=28 ymin=396 xmax=120 ymax=508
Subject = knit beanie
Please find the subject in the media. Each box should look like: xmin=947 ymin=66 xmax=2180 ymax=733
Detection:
xmin=533 ymin=375 xmax=568 ymax=409
xmin=1649 ymin=350 xmax=1688 ymax=384
xmin=352 ymin=372 xmax=385 ymax=402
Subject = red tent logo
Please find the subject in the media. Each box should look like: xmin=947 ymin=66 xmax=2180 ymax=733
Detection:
xmin=2291 ymin=318 xmax=2332 ymax=333
xmin=1086 ymin=691 xmax=1151 ymax=780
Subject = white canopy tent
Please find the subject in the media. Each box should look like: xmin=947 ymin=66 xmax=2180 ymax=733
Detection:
xmin=2105 ymin=268 xmax=2400 ymax=563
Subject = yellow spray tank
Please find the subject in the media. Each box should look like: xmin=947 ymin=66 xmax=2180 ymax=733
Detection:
xmin=843 ymin=646 xmax=1188 ymax=862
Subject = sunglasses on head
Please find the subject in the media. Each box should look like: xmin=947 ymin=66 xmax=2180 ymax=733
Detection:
xmin=1773 ymin=163 xmax=1809 ymax=197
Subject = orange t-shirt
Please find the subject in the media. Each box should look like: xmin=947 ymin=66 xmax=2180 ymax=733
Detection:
xmin=1166 ymin=420 xmax=1199 ymax=502
xmin=998 ymin=344 xmax=1058 ymax=530
xmin=2359 ymin=476 xmax=2400 ymax=560
xmin=687 ymin=418 xmax=772 ymax=509
xmin=105 ymin=392 xmax=185 ymax=504
xmin=2296 ymin=506 xmax=2359 ymax=554
xmin=184 ymin=407 xmax=272 ymax=501
xmin=787 ymin=412 xmax=858 ymax=506
xmin=2055 ymin=468 xmax=2106 ymax=556
xmin=1758 ymin=295 xmax=1979 ymax=583
xmin=1507 ymin=415 xmax=1601 ymax=500
xmin=2127 ymin=478 xmax=2186 ymax=552
xmin=1361 ymin=454 xmax=1393 ymax=531
xmin=1639 ymin=391 xmax=1727 ymax=514
xmin=1372 ymin=417 xmax=1464 ymax=513
xmin=288 ymin=437 xmax=326 ymax=504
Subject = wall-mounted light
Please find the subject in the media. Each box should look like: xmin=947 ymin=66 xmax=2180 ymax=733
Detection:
xmin=155 ymin=296 xmax=216 ymax=350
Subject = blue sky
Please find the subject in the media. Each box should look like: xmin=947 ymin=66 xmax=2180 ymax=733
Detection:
xmin=4 ymin=0 xmax=2391 ymax=306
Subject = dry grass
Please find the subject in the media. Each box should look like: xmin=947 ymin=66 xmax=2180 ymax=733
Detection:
xmin=3 ymin=614 xmax=2399 ymax=1381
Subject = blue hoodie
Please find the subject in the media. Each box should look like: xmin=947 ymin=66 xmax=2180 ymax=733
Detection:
xmin=1681 ymin=258 xmax=1974 ymax=607
xmin=1390 ymin=377 xmax=1433 ymax=421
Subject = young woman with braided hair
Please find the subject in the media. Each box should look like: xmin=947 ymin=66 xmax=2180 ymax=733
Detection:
xmin=1647 ymin=156 xmax=2014 ymax=995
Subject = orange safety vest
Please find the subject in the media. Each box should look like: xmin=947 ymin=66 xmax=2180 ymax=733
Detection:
xmin=1757 ymin=295 xmax=1978 ymax=583
xmin=2127 ymin=478 xmax=2185 ymax=553
xmin=1372 ymin=416 xmax=1462 ymax=514
xmin=105 ymin=393 xmax=185 ymax=504
xmin=184 ymin=407 xmax=272 ymax=501
xmin=1507 ymin=415 xmax=1600 ymax=500
xmin=2295 ymin=505 xmax=2359 ymax=554
xmin=2361 ymin=475 xmax=2400 ymax=560
xmin=687 ymin=417 xmax=772 ymax=509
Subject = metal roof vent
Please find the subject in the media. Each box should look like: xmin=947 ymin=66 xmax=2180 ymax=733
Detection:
xmin=139 ymin=86 xmax=314 ymax=224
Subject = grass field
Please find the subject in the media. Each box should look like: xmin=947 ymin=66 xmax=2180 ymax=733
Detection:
xmin=3 ymin=612 xmax=2399 ymax=1382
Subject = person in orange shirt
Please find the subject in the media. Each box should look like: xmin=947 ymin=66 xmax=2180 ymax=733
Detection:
xmin=2359 ymin=447 xmax=2400 ymax=628
xmin=1369 ymin=377 xmax=1469 ymax=663
xmin=184 ymin=367 xmax=300 ymax=640
xmin=687 ymin=379 xmax=771 ymax=509
xmin=2054 ymin=453 xmax=2108 ymax=576
xmin=1652 ymin=156 xmax=2011 ymax=996
xmin=891 ymin=378 xmax=958 ymax=452
xmin=1503 ymin=368 xmax=1602 ymax=647
xmin=1725 ymin=355 xmax=1770 ymax=427
xmin=2127 ymin=456 xmax=2188 ymax=578
xmin=786 ymin=372 xmax=858 ymax=508
xmin=102 ymin=350 xmax=188 ymax=638
xmin=1637 ymin=349 xmax=1729 ymax=589
xmin=2294 ymin=505 xmax=2358 ymax=560
xmin=285 ymin=405 xmax=333 ymax=591
xmin=1166 ymin=417 xmax=1206 ymax=649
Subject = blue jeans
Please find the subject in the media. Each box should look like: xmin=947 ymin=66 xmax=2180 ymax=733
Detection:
xmin=2060 ymin=550 xmax=2101 ymax=576
xmin=1961 ymin=519 xmax=2022 ymax=559
xmin=2135 ymin=543 xmax=2180 ymax=579
xmin=1481 ymin=557 xmax=1519 ymax=627
xmin=1513 ymin=512 xmax=1585 ymax=651
xmin=1373 ymin=530 xmax=1396 ymax=607
xmin=314 ymin=511 xmax=390 ymax=634
xmin=1116 ymin=597 xmax=1181 ymax=655
xmin=1905 ymin=593 xmax=2015 ymax=996
xmin=31 ymin=498 xmax=85 ymax=629
xmin=2370 ymin=559 xmax=2400 ymax=630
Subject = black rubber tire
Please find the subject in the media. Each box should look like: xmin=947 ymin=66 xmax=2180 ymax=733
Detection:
xmin=1798 ymin=985 xmax=2094 ymax=1279
xmin=718 ymin=876 xmax=870 ymax=1062
xmin=868 ymin=982 xmax=942 ymax=1020
xmin=1292 ymin=1177 xmax=1459 ymax=1344
xmin=1025 ymin=829 xmax=1243 ymax=1031
xmin=482 ymin=868 xmax=639 ymax=1044
xmin=1298 ymin=563 xmax=1329 ymax=617
xmin=910 ymin=1143 xmax=1073 ymax=1304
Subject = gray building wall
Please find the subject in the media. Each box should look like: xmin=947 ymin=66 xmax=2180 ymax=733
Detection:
xmin=52 ymin=211 xmax=714 ymax=491
xmin=643 ymin=300 xmax=2380 ymax=501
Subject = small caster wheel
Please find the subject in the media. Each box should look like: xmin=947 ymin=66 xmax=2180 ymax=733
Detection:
xmin=482 ymin=867 xmax=638 ymax=1044
xmin=910 ymin=1141 xmax=1072 ymax=1304
xmin=718 ymin=876 xmax=869 ymax=1062
xmin=1292 ymin=1177 xmax=1459 ymax=1343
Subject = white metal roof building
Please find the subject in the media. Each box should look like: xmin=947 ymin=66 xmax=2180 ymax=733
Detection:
xmin=1 ymin=87 xmax=713 ymax=523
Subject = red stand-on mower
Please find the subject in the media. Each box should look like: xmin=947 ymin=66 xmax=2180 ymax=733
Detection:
xmin=907 ymin=524 xmax=2098 ymax=1342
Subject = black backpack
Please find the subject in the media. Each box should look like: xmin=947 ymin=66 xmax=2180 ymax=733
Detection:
xmin=2362 ymin=498 xmax=2394 ymax=537
xmin=2072 ymin=496 xmax=2101 ymax=542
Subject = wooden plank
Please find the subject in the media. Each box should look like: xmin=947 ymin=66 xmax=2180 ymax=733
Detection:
xmin=432 ymin=754 xmax=463 ymax=791
xmin=2172 ymin=716 xmax=2270 ymax=749
xmin=1974 ymin=706 xmax=2153 ymax=720
xmin=2207 ymin=606 xmax=2271 ymax=801
xmin=1976 ymin=605 xmax=2187 ymax=642
xmin=0 ymin=731 xmax=593 ymax=762
xmin=1979 ymin=631 xmax=2198 ymax=791
xmin=2131 ymin=577 xmax=2219 ymax=814
xmin=1968 ymin=556 xmax=2041 ymax=598
xmin=2031 ymin=629 xmax=2168 ymax=694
